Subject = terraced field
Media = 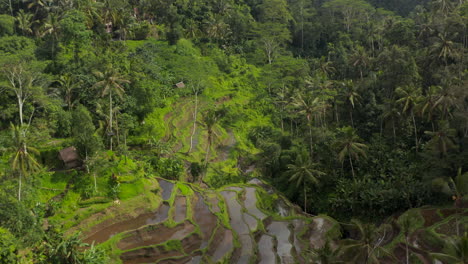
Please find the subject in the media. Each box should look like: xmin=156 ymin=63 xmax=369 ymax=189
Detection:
xmin=81 ymin=178 xmax=340 ymax=264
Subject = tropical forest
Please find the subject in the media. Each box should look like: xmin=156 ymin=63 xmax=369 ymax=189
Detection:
xmin=0 ymin=0 xmax=467 ymax=263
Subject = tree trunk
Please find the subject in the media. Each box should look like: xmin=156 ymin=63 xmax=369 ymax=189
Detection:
xmin=109 ymin=91 xmax=113 ymax=151
xmin=18 ymin=171 xmax=22 ymax=201
xmin=308 ymin=115 xmax=313 ymax=158
xmin=304 ymin=182 xmax=307 ymax=214
xmin=94 ymin=173 xmax=98 ymax=192
xmin=189 ymin=91 xmax=198 ymax=153
xmin=349 ymin=154 xmax=355 ymax=180
xmin=335 ymin=101 xmax=339 ymax=125
xmin=411 ymin=110 xmax=418 ymax=151
xmin=18 ymin=98 xmax=24 ymax=126
xmin=350 ymin=107 xmax=354 ymax=128
xmin=405 ymin=235 xmax=409 ymax=264
xmin=205 ymin=132 xmax=212 ymax=166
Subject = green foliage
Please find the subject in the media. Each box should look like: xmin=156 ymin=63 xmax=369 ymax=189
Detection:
xmin=0 ymin=14 xmax=14 ymax=37
xmin=156 ymin=158 xmax=184 ymax=180
xmin=0 ymin=227 xmax=18 ymax=263
xmin=71 ymin=105 xmax=103 ymax=157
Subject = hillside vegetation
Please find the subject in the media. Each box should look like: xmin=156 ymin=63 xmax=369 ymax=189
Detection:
xmin=0 ymin=0 xmax=467 ymax=263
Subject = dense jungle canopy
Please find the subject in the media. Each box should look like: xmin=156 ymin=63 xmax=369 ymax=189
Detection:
xmin=0 ymin=0 xmax=467 ymax=263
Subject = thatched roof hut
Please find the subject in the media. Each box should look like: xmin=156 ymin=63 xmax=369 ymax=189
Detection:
xmin=174 ymin=81 xmax=185 ymax=88
xmin=58 ymin=147 xmax=82 ymax=169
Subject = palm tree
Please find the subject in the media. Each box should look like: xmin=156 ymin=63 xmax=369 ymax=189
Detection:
xmin=40 ymin=13 xmax=61 ymax=59
xmin=310 ymin=240 xmax=343 ymax=264
xmin=93 ymin=66 xmax=130 ymax=151
xmin=200 ymin=108 xmax=220 ymax=166
xmin=334 ymin=126 xmax=367 ymax=179
xmin=340 ymin=80 xmax=360 ymax=128
xmin=380 ymin=98 xmax=401 ymax=142
xmin=56 ymin=74 xmax=81 ymax=110
xmin=431 ymin=32 xmax=457 ymax=66
xmin=15 ymin=9 xmax=35 ymax=36
xmin=396 ymin=85 xmax=422 ymax=150
xmin=424 ymin=120 xmax=457 ymax=158
xmin=448 ymin=168 xmax=468 ymax=236
xmin=399 ymin=213 xmax=418 ymax=264
xmin=431 ymin=233 xmax=468 ymax=264
xmin=9 ymin=124 xmax=41 ymax=201
xmin=291 ymin=92 xmax=328 ymax=157
xmin=341 ymin=220 xmax=393 ymax=264
xmin=350 ymin=45 xmax=370 ymax=80
xmin=419 ymin=85 xmax=441 ymax=131
xmin=432 ymin=79 xmax=461 ymax=120
xmin=287 ymin=150 xmax=325 ymax=213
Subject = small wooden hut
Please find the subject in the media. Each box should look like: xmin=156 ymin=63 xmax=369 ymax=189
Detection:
xmin=58 ymin=147 xmax=82 ymax=169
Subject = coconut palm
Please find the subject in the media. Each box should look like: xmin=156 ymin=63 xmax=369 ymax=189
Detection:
xmin=431 ymin=233 xmax=468 ymax=264
xmin=340 ymin=80 xmax=360 ymax=128
xmin=93 ymin=66 xmax=130 ymax=151
xmin=419 ymin=85 xmax=441 ymax=131
xmin=310 ymin=240 xmax=343 ymax=264
xmin=56 ymin=74 xmax=81 ymax=110
xmin=291 ymin=92 xmax=328 ymax=157
xmin=431 ymin=32 xmax=458 ymax=66
xmin=424 ymin=120 xmax=457 ymax=158
xmin=200 ymin=108 xmax=220 ymax=166
xmin=380 ymin=98 xmax=401 ymax=142
xmin=432 ymin=79 xmax=461 ymax=120
xmin=40 ymin=13 xmax=61 ymax=59
xmin=448 ymin=168 xmax=468 ymax=236
xmin=15 ymin=9 xmax=35 ymax=36
xmin=350 ymin=45 xmax=370 ymax=80
xmin=341 ymin=220 xmax=393 ymax=264
xmin=287 ymin=150 xmax=325 ymax=213
xmin=396 ymin=85 xmax=422 ymax=150
xmin=334 ymin=126 xmax=367 ymax=179
xmin=9 ymin=124 xmax=41 ymax=201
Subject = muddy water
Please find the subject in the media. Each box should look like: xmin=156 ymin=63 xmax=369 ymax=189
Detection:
xmin=237 ymin=234 xmax=254 ymax=264
xmin=207 ymin=195 xmax=220 ymax=213
xmin=258 ymin=235 xmax=277 ymax=264
xmin=174 ymin=196 xmax=187 ymax=222
xmin=193 ymin=194 xmax=217 ymax=239
xmin=211 ymin=229 xmax=234 ymax=262
xmin=84 ymin=203 xmax=170 ymax=244
xmin=221 ymin=190 xmax=254 ymax=263
xmin=267 ymin=221 xmax=294 ymax=264
xmin=243 ymin=213 xmax=258 ymax=231
xmin=120 ymin=245 xmax=183 ymax=264
xmin=276 ymin=199 xmax=290 ymax=217
xmin=226 ymin=186 xmax=243 ymax=192
xmin=244 ymin=187 xmax=267 ymax=220
xmin=159 ymin=179 xmax=174 ymax=200
xmin=220 ymin=191 xmax=249 ymax=235
xmin=292 ymin=219 xmax=307 ymax=261
xmin=118 ymin=221 xmax=195 ymax=250
xmin=309 ymin=217 xmax=329 ymax=249
xmin=146 ymin=203 xmax=170 ymax=225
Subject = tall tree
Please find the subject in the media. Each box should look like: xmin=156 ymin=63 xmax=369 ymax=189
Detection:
xmin=291 ymin=92 xmax=328 ymax=157
xmin=396 ymin=85 xmax=422 ymax=150
xmin=93 ymin=66 xmax=130 ymax=151
xmin=200 ymin=108 xmax=220 ymax=167
xmin=340 ymin=80 xmax=360 ymax=128
xmin=341 ymin=220 xmax=393 ymax=263
xmin=287 ymin=150 xmax=324 ymax=213
xmin=15 ymin=10 xmax=35 ymax=36
xmin=334 ymin=126 xmax=367 ymax=179
xmin=9 ymin=124 xmax=40 ymax=201
xmin=431 ymin=233 xmax=468 ymax=264
xmin=2 ymin=63 xmax=41 ymax=126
